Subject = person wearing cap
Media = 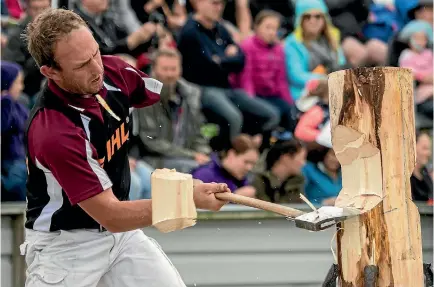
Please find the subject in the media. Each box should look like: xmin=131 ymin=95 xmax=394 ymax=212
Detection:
xmin=283 ymin=0 xmax=346 ymax=102
xmin=399 ymin=20 xmax=433 ymax=119
xmin=1 ymin=61 xmax=29 ymax=201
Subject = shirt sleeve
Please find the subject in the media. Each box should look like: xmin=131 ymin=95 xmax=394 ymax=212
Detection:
xmin=29 ymin=115 xmax=113 ymax=205
xmin=104 ymin=55 xmax=162 ymax=109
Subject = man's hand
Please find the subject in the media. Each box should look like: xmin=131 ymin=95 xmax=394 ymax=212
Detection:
xmin=193 ymin=182 xmax=230 ymax=211
xmin=225 ymin=44 xmax=239 ymax=57
xmin=194 ymin=153 xmax=210 ymax=165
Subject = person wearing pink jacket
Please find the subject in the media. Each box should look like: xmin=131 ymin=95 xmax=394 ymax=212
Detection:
xmin=231 ymin=10 xmax=295 ymax=132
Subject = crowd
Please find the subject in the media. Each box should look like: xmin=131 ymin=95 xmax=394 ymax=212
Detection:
xmin=1 ymin=0 xmax=433 ymax=205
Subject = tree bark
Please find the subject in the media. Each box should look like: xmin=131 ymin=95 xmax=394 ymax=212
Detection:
xmin=328 ymin=67 xmax=424 ymax=286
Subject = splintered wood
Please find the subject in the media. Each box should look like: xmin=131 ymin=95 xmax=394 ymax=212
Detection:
xmin=328 ymin=67 xmax=423 ymax=286
xmin=151 ymin=169 xmax=197 ymax=233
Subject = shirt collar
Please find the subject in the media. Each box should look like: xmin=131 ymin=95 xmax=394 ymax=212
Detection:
xmin=47 ymin=80 xmax=107 ymax=111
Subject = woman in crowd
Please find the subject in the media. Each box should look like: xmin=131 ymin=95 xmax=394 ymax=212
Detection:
xmin=303 ymin=147 xmax=341 ymax=205
xmin=232 ymin=10 xmax=296 ymax=132
xmin=284 ymin=0 xmax=346 ymax=101
xmin=1 ymin=61 xmax=28 ymax=201
xmin=192 ymin=134 xmax=259 ymax=198
xmin=411 ymin=130 xmax=433 ymax=203
xmin=252 ymin=139 xmax=307 ymax=203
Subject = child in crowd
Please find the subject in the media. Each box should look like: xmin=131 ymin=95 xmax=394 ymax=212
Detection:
xmin=398 ymin=20 xmax=433 ymax=119
xmin=231 ymin=10 xmax=295 ymax=132
xmin=303 ymin=147 xmax=342 ymax=206
xmin=1 ymin=61 xmax=28 ymax=201
xmin=192 ymin=134 xmax=259 ymax=198
xmin=252 ymin=139 xmax=307 ymax=203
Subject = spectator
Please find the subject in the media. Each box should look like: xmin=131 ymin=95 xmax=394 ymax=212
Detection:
xmin=303 ymin=147 xmax=341 ymax=205
xmin=323 ymin=0 xmax=388 ymax=67
xmin=4 ymin=0 xmax=24 ymax=20
xmin=177 ymin=0 xmax=279 ymax=143
xmin=398 ymin=20 xmax=433 ymax=119
xmin=73 ymin=0 xmax=157 ymax=57
xmin=252 ymin=139 xmax=307 ymax=203
xmin=130 ymin=0 xmax=188 ymax=32
xmin=221 ymin=0 xmax=253 ymax=43
xmin=284 ymin=0 xmax=346 ymax=102
xmin=231 ymin=10 xmax=295 ymax=133
xmin=294 ymin=79 xmax=330 ymax=145
xmin=411 ymin=130 xmax=433 ymax=202
xmin=397 ymin=0 xmax=433 ymax=26
xmin=129 ymin=157 xmax=154 ymax=199
xmin=351 ymin=2 xmax=399 ymax=66
xmin=67 ymin=0 xmax=143 ymax=34
xmin=250 ymin=0 xmax=295 ymax=38
xmin=2 ymin=0 xmax=50 ymax=98
xmin=1 ymin=61 xmax=28 ymax=201
xmin=192 ymin=134 xmax=258 ymax=197
xmin=135 ymin=49 xmax=211 ymax=173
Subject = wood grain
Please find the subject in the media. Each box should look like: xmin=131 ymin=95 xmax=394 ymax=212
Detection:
xmin=151 ymin=169 xmax=197 ymax=233
xmin=328 ymin=67 xmax=423 ymax=286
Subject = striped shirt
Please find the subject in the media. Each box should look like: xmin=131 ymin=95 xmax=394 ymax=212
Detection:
xmin=25 ymin=55 xmax=161 ymax=231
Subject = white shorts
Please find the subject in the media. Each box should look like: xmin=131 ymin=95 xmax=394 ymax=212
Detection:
xmin=21 ymin=228 xmax=186 ymax=287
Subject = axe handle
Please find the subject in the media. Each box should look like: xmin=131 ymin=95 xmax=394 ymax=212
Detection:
xmin=215 ymin=192 xmax=305 ymax=218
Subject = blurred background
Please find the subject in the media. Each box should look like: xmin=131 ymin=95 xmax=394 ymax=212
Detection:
xmin=1 ymin=0 xmax=433 ymax=285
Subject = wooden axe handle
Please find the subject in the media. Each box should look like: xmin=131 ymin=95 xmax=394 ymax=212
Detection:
xmin=215 ymin=192 xmax=305 ymax=218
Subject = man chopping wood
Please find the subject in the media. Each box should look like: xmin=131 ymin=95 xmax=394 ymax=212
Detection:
xmin=21 ymin=8 xmax=230 ymax=286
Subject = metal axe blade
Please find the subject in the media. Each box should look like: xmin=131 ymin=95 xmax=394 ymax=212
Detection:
xmin=294 ymin=206 xmax=362 ymax=231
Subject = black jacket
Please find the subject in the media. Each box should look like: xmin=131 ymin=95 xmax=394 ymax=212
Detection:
xmin=73 ymin=4 xmax=150 ymax=57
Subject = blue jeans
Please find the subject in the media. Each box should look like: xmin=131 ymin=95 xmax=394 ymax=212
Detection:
xmin=1 ymin=160 xmax=27 ymax=201
xmin=201 ymin=87 xmax=280 ymax=139
xmin=129 ymin=160 xmax=154 ymax=200
xmin=258 ymin=96 xmax=297 ymax=132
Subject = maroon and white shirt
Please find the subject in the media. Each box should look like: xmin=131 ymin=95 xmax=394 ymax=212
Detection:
xmin=25 ymin=55 xmax=161 ymax=231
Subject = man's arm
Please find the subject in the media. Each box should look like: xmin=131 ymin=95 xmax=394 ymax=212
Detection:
xmin=79 ymin=182 xmax=229 ymax=233
xmin=30 ymin=115 xmax=229 ymax=233
xmin=105 ymin=55 xmax=162 ymax=108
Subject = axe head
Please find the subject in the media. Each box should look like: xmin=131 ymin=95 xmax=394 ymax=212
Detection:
xmin=294 ymin=206 xmax=361 ymax=231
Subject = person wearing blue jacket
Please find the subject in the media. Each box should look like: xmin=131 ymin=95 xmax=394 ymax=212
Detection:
xmin=1 ymin=61 xmax=29 ymax=201
xmin=302 ymin=147 xmax=342 ymax=206
xmin=283 ymin=0 xmax=346 ymax=101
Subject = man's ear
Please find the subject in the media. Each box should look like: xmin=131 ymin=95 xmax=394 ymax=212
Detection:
xmin=40 ymin=65 xmax=61 ymax=81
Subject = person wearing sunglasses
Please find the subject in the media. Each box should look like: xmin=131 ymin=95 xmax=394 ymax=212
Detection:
xmin=283 ymin=0 xmax=347 ymax=102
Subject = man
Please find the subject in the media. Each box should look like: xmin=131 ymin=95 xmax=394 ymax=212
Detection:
xmin=2 ymin=0 xmax=50 ymax=97
xmin=134 ymin=49 xmax=211 ymax=173
xmin=177 ymin=0 xmax=279 ymax=146
xmin=22 ymin=8 xmax=229 ymax=286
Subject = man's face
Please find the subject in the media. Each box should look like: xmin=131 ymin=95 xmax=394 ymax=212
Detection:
xmin=28 ymin=0 xmax=50 ymax=19
xmin=153 ymin=56 xmax=181 ymax=85
xmin=46 ymin=26 xmax=104 ymax=95
xmin=198 ymin=0 xmax=225 ymax=22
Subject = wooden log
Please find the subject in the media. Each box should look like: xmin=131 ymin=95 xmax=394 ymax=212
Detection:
xmin=151 ymin=168 xmax=197 ymax=233
xmin=328 ymin=67 xmax=424 ymax=286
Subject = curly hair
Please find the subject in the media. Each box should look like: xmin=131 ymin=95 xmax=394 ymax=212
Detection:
xmin=24 ymin=8 xmax=88 ymax=68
